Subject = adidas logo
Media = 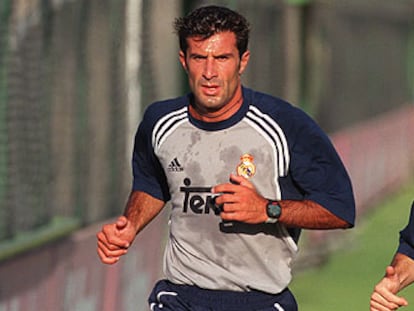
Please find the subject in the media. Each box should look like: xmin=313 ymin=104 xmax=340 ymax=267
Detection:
xmin=167 ymin=157 xmax=184 ymax=172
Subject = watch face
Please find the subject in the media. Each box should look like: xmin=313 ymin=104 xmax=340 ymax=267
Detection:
xmin=267 ymin=202 xmax=281 ymax=218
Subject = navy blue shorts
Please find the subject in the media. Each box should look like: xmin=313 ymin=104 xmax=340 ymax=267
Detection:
xmin=148 ymin=279 xmax=298 ymax=311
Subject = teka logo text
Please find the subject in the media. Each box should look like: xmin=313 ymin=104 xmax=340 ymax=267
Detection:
xmin=180 ymin=178 xmax=220 ymax=215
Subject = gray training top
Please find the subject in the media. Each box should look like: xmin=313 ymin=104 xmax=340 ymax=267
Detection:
xmin=132 ymin=87 xmax=355 ymax=294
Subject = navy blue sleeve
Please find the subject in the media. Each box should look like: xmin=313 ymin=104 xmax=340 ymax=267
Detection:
xmin=287 ymin=108 xmax=355 ymax=226
xmin=397 ymin=202 xmax=414 ymax=259
xmin=131 ymin=111 xmax=170 ymax=202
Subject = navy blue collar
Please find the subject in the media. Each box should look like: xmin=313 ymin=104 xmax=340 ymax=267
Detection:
xmin=188 ymin=87 xmax=251 ymax=131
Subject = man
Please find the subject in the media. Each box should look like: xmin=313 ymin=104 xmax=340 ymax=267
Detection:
xmin=97 ymin=5 xmax=355 ymax=310
xmin=370 ymin=201 xmax=414 ymax=311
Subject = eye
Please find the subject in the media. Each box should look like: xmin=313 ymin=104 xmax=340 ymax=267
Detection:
xmin=216 ymin=55 xmax=229 ymax=61
xmin=192 ymin=55 xmax=206 ymax=62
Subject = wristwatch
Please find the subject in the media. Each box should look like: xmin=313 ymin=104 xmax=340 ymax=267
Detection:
xmin=265 ymin=200 xmax=282 ymax=223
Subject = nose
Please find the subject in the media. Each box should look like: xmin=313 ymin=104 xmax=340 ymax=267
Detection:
xmin=202 ymin=58 xmax=217 ymax=80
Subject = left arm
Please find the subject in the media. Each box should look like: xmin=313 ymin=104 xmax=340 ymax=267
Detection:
xmin=212 ymin=174 xmax=350 ymax=229
xmin=213 ymin=108 xmax=355 ymax=229
xmin=277 ymin=199 xmax=350 ymax=229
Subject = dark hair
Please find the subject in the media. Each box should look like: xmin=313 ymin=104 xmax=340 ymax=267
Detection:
xmin=173 ymin=5 xmax=250 ymax=57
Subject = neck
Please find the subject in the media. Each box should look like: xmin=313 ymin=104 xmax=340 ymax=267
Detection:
xmin=190 ymin=93 xmax=243 ymax=123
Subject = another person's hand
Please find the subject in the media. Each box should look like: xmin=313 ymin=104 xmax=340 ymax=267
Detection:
xmin=370 ymin=266 xmax=408 ymax=311
xmin=96 ymin=216 xmax=137 ymax=264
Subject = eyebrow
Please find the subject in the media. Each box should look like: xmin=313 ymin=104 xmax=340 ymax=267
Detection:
xmin=188 ymin=52 xmax=234 ymax=58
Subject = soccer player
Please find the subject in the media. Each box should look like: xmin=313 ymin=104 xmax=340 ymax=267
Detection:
xmin=370 ymin=201 xmax=414 ymax=311
xmin=96 ymin=5 xmax=355 ymax=310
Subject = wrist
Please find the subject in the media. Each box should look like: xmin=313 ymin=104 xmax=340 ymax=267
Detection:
xmin=265 ymin=199 xmax=282 ymax=223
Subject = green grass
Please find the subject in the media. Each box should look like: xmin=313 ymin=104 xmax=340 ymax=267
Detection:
xmin=290 ymin=182 xmax=414 ymax=310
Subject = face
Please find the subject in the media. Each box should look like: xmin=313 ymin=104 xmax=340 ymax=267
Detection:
xmin=179 ymin=31 xmax=250 ymax=118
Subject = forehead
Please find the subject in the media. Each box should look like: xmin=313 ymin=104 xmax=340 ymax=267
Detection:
xmin=186 ymin=31 xmax=238 ymax=54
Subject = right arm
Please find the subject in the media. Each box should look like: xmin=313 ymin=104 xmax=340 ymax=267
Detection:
xmin=96 ymin=190 xmax=165 ymax=264
xmin=123 ymin=190 xmax=166 ymax=234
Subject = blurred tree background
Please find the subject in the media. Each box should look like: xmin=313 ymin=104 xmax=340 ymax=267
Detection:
xmin=0 ymin=1 xmax=413 ymax=310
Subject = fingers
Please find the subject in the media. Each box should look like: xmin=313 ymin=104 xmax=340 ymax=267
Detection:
xmin=212 ymin=183 xmax=238 ymax=196
xmin=369 ymin=273 xmax=409 ymax=311
xmin=217 ymin=193 xmax=267 ymax=224
xmin=211 ymin=174 xmax=267 ymax=224
xmin=229 ymin=174 xmax=255 ymax=189
xmin=370 ymin=291 xmax=402 ymax=311
xmin=98 ymin=222 xmax=130 ymax=248
xmin=96 ymin=218 xmax=134 ymax=264
xmin=215 ymin=193 xmax=239 ymax=207
xmin=97 ymin=240 xmax=127 ymax=264
xmin=212 ymin=174 xmax=254 ymax=194
xmin=211 ymin=174 xmax=267 ymax=223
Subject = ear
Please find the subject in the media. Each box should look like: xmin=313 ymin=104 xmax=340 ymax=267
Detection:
xmin=179 ymin=50 xmax=188 ymax=72
xmin=238 ymin=50 xmax=250 ymax=75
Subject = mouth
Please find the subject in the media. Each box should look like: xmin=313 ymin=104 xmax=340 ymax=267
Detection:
xmin=201 ymin=84 xmax=220 ymax=96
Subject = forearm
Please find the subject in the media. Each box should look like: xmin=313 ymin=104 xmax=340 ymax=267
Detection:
xmin=391 ymin=252 xmax=414 ymax=291
xmin=123 ymin=190 xmax=165 ymax=235
xmin=278 ymin=199 xmax=351 ymax=229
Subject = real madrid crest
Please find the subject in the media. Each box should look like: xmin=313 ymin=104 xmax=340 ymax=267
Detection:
xmin=236 ymin=153 xmax=256 ymax=179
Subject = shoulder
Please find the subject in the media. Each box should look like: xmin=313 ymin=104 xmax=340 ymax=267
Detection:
xmin=141 ymin=94 xmax=189 ymax=127
xmin=244 ymin=87 xmax=290 ymax=110
xmin=244 ymin=87 xmax=317 ymax=131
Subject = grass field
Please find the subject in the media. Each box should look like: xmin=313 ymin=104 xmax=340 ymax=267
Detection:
xmin=290 ymin=181 xmax=414 ymax=310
